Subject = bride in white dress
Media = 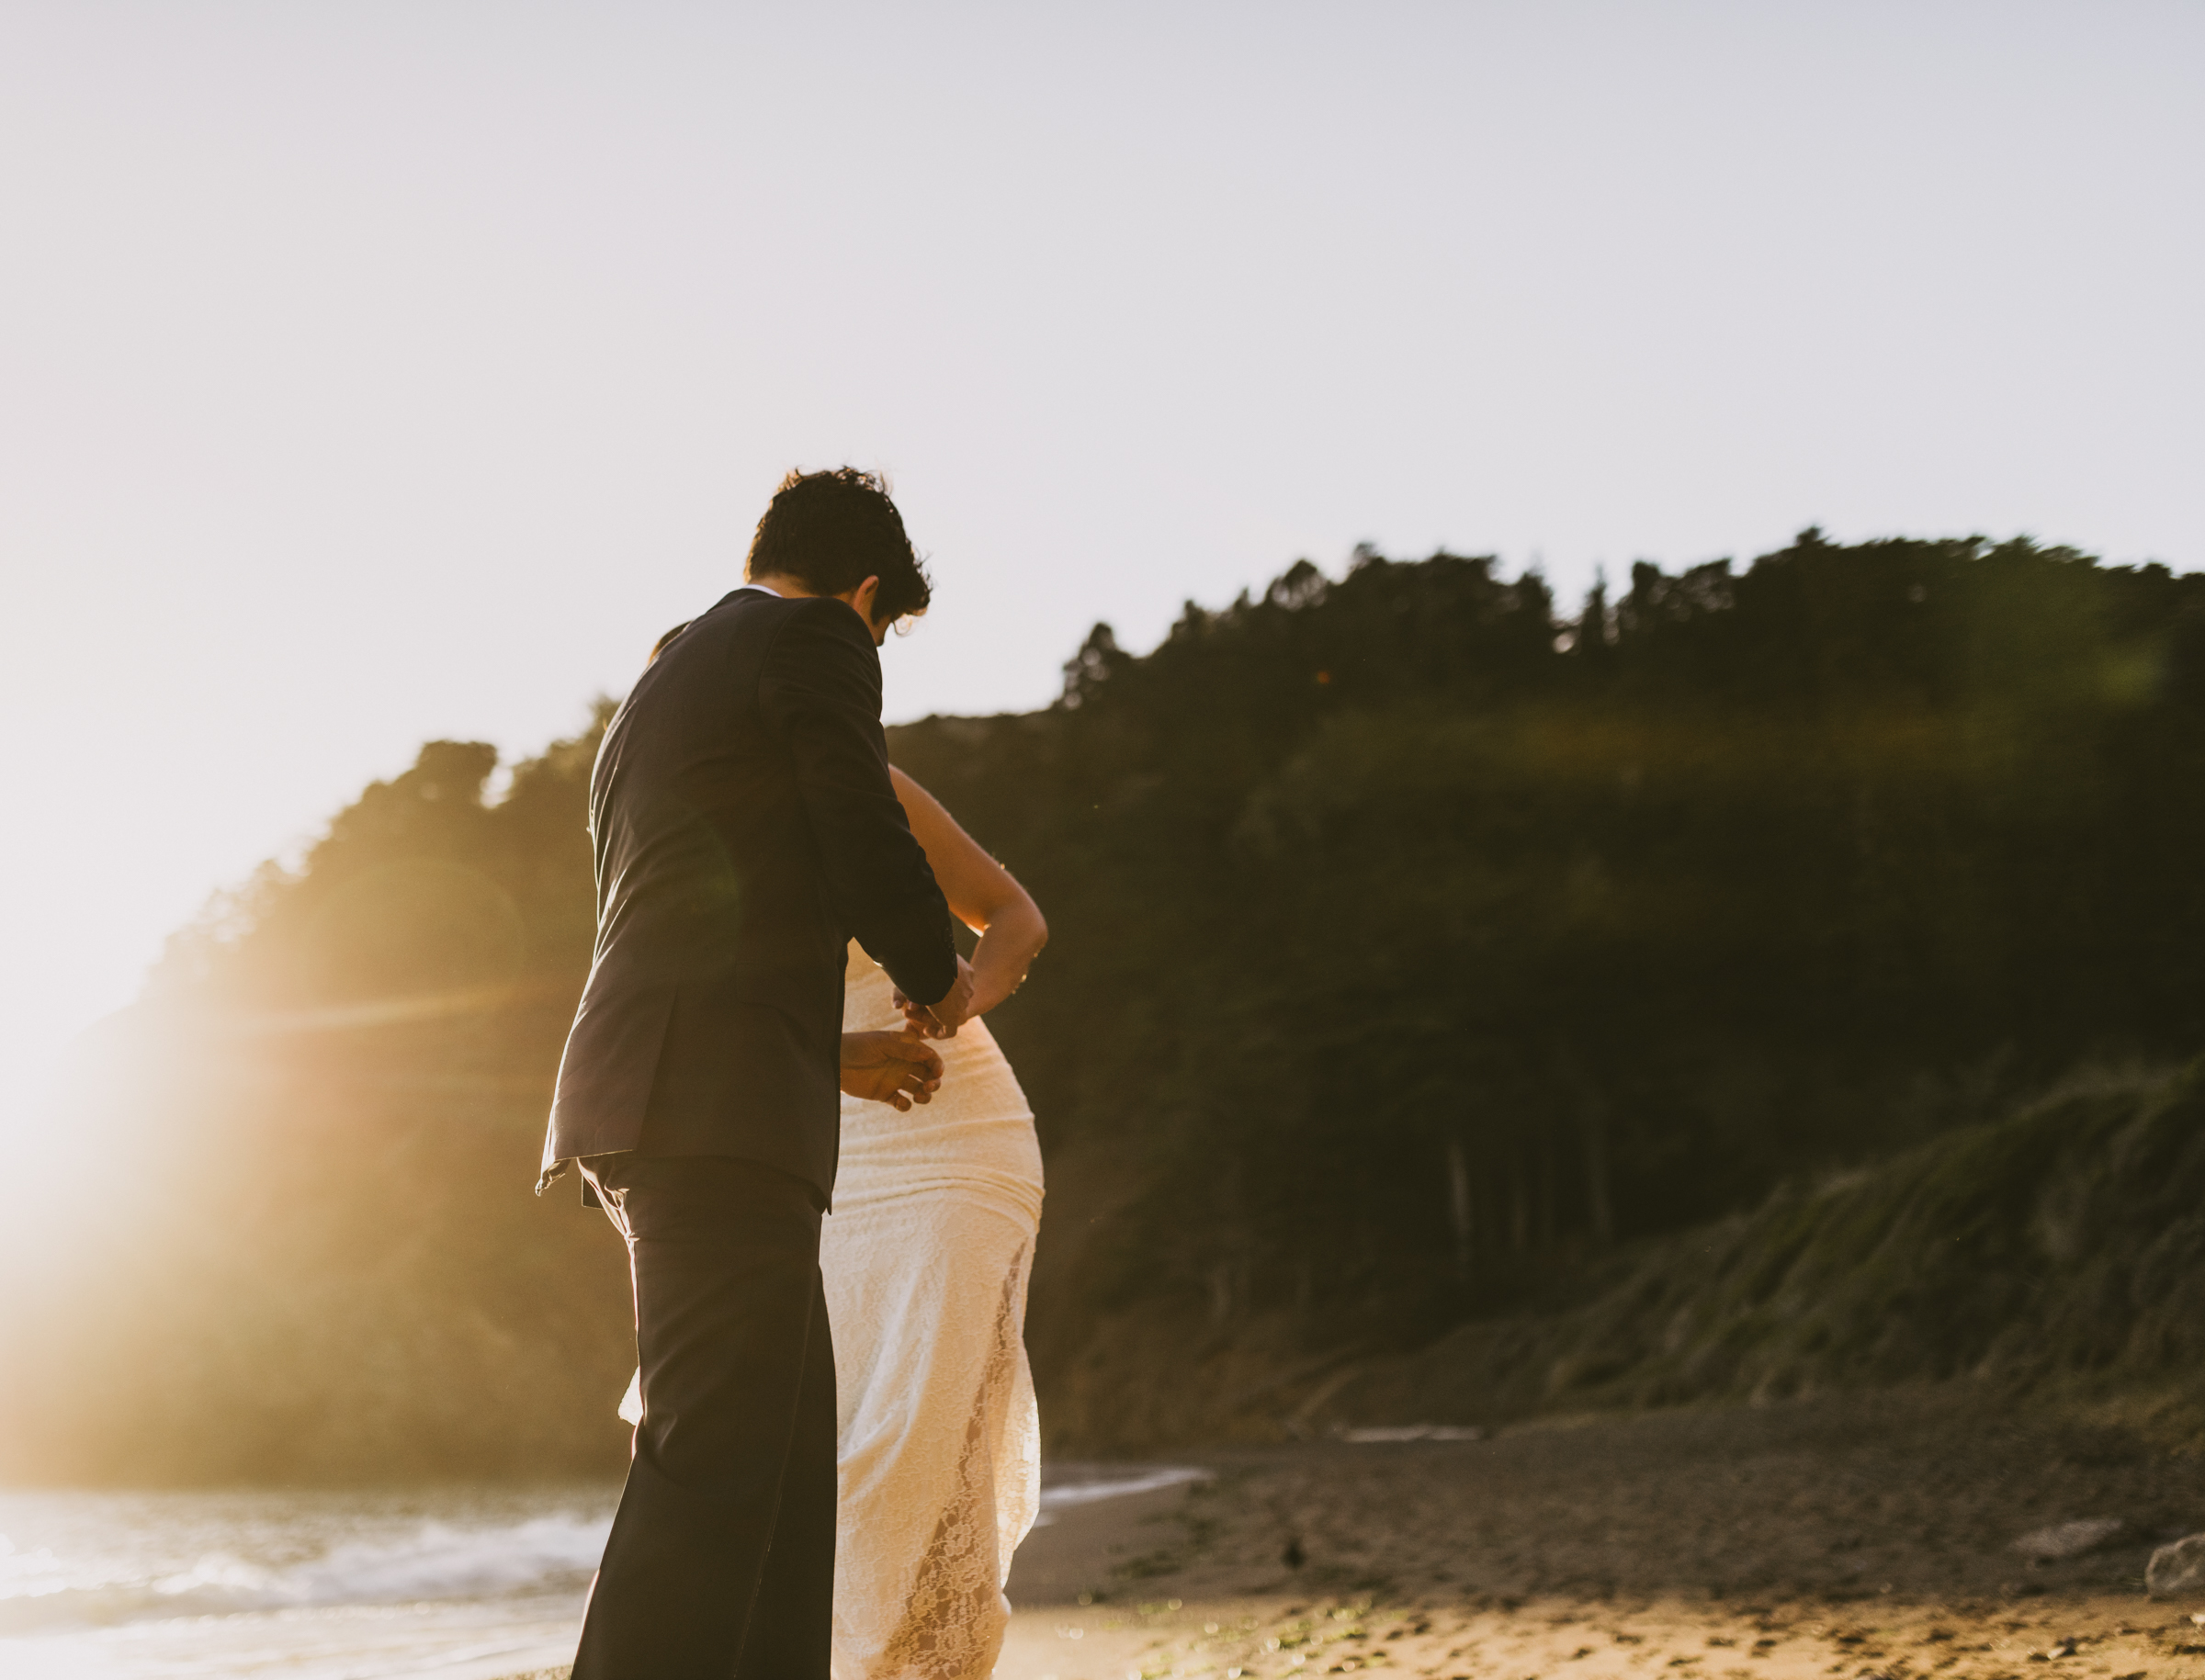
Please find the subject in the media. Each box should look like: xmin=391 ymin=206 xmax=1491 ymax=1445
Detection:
xmin=619 ymin=759 xmax=1047 ymax=1680
xmin=827 ymin=766 xmax=1046 ymax=1679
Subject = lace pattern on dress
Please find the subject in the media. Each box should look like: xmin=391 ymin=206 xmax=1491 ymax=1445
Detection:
xmin=866 ymin=1252 xmax=1029 ymax=1680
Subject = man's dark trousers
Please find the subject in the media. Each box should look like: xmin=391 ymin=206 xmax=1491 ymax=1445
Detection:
xmin=571 ymin=1154 xmax=836 ymax=1680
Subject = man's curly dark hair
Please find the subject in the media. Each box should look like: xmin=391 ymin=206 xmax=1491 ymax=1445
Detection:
xmin=745 ymin=468 xmax=933 ymax=623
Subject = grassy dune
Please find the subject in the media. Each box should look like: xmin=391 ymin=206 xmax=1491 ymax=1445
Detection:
xmin=1341 ymin=1060 xmax=2205 ymax=1438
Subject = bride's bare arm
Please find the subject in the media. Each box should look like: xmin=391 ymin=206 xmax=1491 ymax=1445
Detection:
xmin=888 ymin=765 xmax=1047 ymax=1022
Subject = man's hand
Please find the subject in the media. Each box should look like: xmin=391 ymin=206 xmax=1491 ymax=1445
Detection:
xmin=839 ymin=1029 xmax=944 ymax=1111
xmin=893 ymin=954 xmax=978 ymax=1039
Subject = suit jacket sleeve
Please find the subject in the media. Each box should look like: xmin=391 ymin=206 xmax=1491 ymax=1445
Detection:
xmin=759 ymin=598 xmax=961 ymax=1007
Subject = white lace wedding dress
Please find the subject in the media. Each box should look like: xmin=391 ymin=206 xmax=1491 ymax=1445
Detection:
xmin=616 ymin=941 xmax=1045 ymax=1680
xmin=823 ymin=941 xmax=1045 ymax=1678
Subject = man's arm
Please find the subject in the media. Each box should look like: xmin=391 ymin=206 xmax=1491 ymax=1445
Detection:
xmin=758 ymin=598 xmax=963 ymax=1010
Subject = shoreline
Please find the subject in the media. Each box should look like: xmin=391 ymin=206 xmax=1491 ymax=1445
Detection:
xmin=503 ymin=1386 xmax=2205 ymax=1679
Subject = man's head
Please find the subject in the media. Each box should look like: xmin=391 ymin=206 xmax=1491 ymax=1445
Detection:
xmin=745 ymin=468 xmax=932 ymax=637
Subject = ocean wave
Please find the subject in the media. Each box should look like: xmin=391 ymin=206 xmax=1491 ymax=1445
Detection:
xmin=0 ymin=1462 xmax=1204 ymax=1638
xmin=147 ymin=1510 xmax=612 ymax=1610
xmin=0 ymin=1497 xmax=610 ymax=1636
xmin=1034 ymin=1463 xmax=1207 ymax=1525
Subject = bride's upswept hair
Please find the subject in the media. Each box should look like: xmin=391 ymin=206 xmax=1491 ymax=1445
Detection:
xmin=745 ymin=467 xmax=933 ymax=623
xmin=649 ymin=621 xmax=693 ymax=664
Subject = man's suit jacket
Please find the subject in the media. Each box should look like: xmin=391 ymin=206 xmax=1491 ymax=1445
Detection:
xmin=539 ymin=586 xmax=959 ymax=1202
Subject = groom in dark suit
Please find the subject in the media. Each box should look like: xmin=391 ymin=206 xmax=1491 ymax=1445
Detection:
xmin=540 ymin=468 xmax=973 ymax=1680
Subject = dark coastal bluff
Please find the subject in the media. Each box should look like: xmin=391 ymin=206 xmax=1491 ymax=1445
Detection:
xmin=6 ymin=532 xmax=2203 ymax=1483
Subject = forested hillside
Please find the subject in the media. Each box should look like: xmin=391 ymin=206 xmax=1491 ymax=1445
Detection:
xmin=5 ymin=532 xmax=2201 ymax=1482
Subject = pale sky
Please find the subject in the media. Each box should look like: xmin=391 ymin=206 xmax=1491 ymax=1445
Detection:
xmin=2 ymin=0 xmax=2199 ymax=1137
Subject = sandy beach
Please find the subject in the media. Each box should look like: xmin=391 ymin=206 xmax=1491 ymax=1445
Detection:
xmin=493 ymin=1386 xmax=2205 ymax=1680
xmin=1010 ymin=1384 xmax=2205 ymax=1675
xmin=994 ymin=1389 xmax=2205 ymax=1680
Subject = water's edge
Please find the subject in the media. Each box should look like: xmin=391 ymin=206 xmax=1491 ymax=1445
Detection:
xmin=0 ymin=1465 xmax=1205 ymax=1680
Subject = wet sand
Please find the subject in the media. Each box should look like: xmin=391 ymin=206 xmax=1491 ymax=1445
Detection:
xmin=997 ymin=1389 xmax=2205 ymax=1680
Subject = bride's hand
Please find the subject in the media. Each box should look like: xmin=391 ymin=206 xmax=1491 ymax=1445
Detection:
xmin=893 ymin=954 xmax=978 ymax=1039
xmin=838 ymin=1029 xmax=944 ymax=1111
